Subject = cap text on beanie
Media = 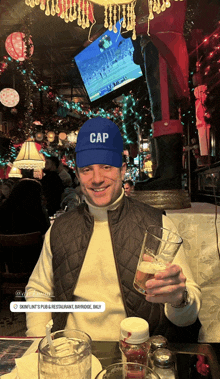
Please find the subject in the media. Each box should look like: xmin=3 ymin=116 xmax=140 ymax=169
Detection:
xmin=75 ymin=117 xmax=123 ymax=168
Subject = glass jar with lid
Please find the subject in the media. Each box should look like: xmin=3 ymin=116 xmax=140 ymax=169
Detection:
xmin=119 ymin=317 xmax=151 ymax=366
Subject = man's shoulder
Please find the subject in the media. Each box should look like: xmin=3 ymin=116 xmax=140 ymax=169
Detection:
xmin=126 ymin=195 xmax=164 ymax=216
xmin=51 ymin=203 xmax=87 ymax=229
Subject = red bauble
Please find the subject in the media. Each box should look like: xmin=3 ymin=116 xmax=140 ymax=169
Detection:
xmin=47 ymin=91 xmax=56 ymax=100
xmin=5 ymin=32 xmax=34 ymax=61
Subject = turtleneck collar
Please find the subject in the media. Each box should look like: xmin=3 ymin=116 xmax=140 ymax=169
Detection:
xmin=85 ymin=188 xmax=125 ymax=222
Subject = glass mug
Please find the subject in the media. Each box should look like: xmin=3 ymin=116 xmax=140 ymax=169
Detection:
xmin=38 ymin=329 xmax=91 ymax=379
xmin=133 ymin=225 xmax=183 ymax=295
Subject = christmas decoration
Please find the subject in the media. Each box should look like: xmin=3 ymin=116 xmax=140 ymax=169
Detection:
xmin=11 ymin=108 xmax=18 ymax=114
xmin=0 ymin=88 xmax=20 ymax=107
xmin=5 ymin=32 xmax=34 ymax=61
xmin=59 ymin=132 xmax=67 ymax=141
xmin=194 ymin=85 xmax=210 ymax=156
xmin=67 ymin=131 xmax=78 ymax=144
xmin=35 ymin=132 xmax=44 ymax=141
xmin=47 ymin=131 xmax=55 ymax=142
xmin=33 ymin=120 xmax=43 ymax=125
xmin=24 ymin=0 xmax=184 ymax=41
xmin=57 ymin=106 xmax=68 ymax=118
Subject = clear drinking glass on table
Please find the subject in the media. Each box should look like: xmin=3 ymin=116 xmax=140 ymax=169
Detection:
xmin=38 ymin=329 xmax=92 ymax=379
xmin=95 ymin=362 xmax=160 ymax=379
xmin=133 ymin=225 xmax=183 ymax=295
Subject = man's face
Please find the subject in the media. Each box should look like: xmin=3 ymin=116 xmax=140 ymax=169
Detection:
xmin=76 ymin=163 xmax=126 ymax=207
xmin=124 ymin=183 xmax=132 ymax=196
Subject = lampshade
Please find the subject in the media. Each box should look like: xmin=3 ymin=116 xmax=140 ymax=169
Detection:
xmin=8 ymin=165 xmax=22 ymax=178
xmin=13 ymin=138 xmax=45 ymax=170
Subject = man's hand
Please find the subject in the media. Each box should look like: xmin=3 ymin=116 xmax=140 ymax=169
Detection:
xmin=144 ymin=264 xmax=187 ymax=306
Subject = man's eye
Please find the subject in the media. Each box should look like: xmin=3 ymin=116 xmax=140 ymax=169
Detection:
xmin=82 ymin=167 xmax=91 ymax=173
xmin=104 ymin=165 xmax=111 ymax=170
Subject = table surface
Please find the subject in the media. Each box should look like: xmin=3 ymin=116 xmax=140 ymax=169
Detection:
xmin=0 ymin=338 xmax=219 ymax=379
xmin=166 ymin=202 xmax=220 ymax=215
xmin=91 ymin=341 xmax=220 ymax=379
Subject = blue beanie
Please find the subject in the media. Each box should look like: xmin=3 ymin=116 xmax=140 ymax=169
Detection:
xmin=75 ymin=117 xmax=124 ymax=168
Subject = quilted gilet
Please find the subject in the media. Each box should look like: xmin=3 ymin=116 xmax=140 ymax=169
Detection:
xmin=50 ymin=195 xmax=201 ymax=342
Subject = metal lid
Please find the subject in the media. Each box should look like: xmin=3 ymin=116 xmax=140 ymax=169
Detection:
xmin=120 ymin=317 xmax=149 ymax=344
xmin=153 ymin=348 xmax=174 ymax=368
xmin=149 ymin=335 xmax=168 ymax=351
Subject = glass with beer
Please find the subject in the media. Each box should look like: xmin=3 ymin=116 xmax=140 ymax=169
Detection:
xmin=133 ymin=225 xmax=183 ymax=295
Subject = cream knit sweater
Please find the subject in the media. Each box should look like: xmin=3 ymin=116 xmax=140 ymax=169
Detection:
xmin=25 ymin=191 xmax=201 ymax=339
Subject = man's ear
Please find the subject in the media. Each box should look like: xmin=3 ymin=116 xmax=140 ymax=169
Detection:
xmin=75 ymin=167 xmax=80 ymax=181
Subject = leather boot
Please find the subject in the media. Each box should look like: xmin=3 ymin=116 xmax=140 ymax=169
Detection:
xmin=135 ymin=133 xmax=183 ymax=190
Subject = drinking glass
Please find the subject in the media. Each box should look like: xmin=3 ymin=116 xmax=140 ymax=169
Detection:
xmin=133 ymin=225 xmax=183 ymax=295
xmin=38 ymin=329 xmax=91 ymax=379
xmin=95 ymin=362 xmax=160 ymax=379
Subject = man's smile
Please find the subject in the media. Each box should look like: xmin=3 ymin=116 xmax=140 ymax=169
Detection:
xmin=91 ymin=186 xmax=109 ymax=193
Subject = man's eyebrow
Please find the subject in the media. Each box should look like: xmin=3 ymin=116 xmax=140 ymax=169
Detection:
xmin=80 ymin=165 xmax=92 ymax=169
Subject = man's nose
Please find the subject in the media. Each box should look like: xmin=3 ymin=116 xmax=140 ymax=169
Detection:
xmin=92 ymin=168 xmax=104 ymax=184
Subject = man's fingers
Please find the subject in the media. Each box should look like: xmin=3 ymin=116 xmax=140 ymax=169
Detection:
xmin=154 ymin=264 xmax=183 ymax=279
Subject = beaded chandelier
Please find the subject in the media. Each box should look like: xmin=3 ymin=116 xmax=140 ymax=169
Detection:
xmin=25 ymin=0 xmax=181 ymax=40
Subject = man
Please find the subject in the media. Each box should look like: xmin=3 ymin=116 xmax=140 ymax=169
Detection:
xmin=41 ymin=156 xmax=64 ymax=216
xmin=26 ymin=117 xmax=201 ymax=342
xmin=124 ymin=180 xmax=134 ymax=197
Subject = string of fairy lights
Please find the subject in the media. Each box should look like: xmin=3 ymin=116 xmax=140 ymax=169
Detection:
xmin=0 ymin=53 xmax=137 ymax=146
xmin=1 ymin=23 xmax=220 ymax=168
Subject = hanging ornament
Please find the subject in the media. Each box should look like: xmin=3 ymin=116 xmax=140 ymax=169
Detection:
xmin=47 ymin=90 xmax=56 ymax=100
xmin=59 ymin=132 xmax=67 ymax=141
xmin=35 ymin=132 xmax=44 ymax=142
xmin=47 ymin=131 xmax=55 ymax=142
xmin=67 ymin=131 xmax=77 ymax=143
xmin=33 ymin=120 xmax=43 ymax=126
xmin=57 ymin=106 xmax=68 ymax=118
xmin=0 ymin=60 xmax=8 ymax=75
xmin=5 ymin=32 xmax=34 ymax=61
xmin=0 ymin=88 xmax=20 ymax=107
xmin=11 ymin=108 xmax=18 ymax=114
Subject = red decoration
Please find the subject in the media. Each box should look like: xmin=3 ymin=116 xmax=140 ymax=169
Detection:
xmin=5 ymin=32 xmax=34 ymax=61
xmin=194 ymin=85 xmax=210 ymax=156
xmin=35 ymin=143 xmax=42 ymax=152
xmin=47 ymin=91 xmax=56 ymax=100
xmin=196 ymin=355 xmax=210 ymax=376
